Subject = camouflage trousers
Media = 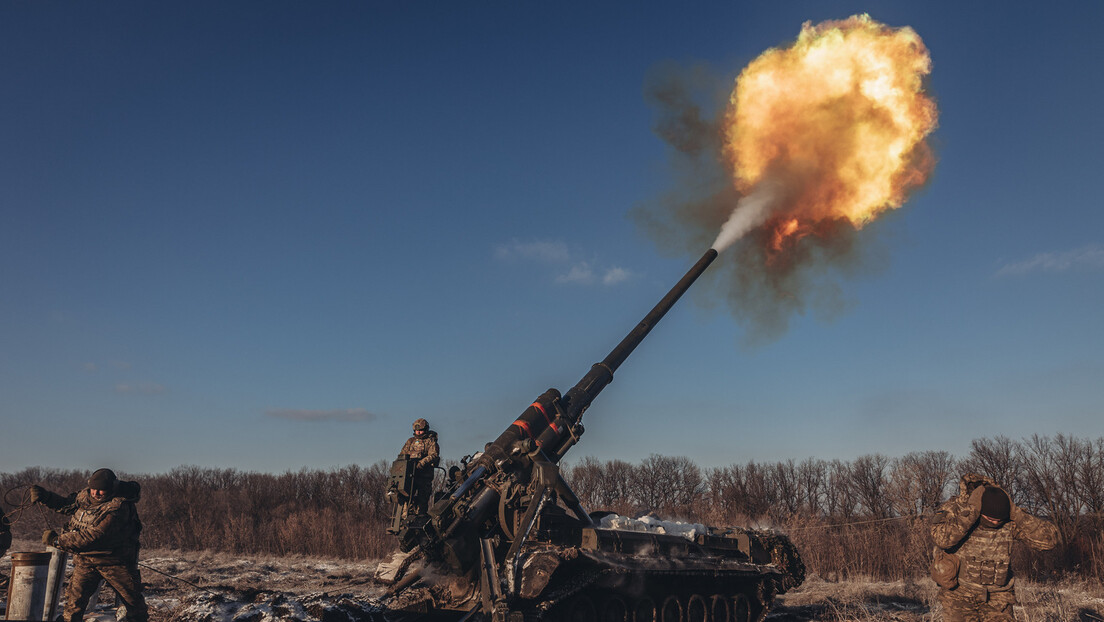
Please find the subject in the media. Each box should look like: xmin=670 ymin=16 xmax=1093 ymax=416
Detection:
xmin=938 ymin=585 xmax=1016 ymax=622
xmin=64 ymin=556 xmax=149 ymax=622
xmin=0 ymin=530 xmax=9 ymax=591
xmin=411 ymin=473 xmax=434 ymax=516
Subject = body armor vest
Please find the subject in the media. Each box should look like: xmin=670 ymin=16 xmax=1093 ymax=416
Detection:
xmin=61 ymin=492 xmax=141 ymax=563
xmin=69 ymin=504 xmax=105 ymax=533
xmin=957 ymin=524 xmax=1013 ymax=587
xmin=403 ymin=437 xmax=433 ymax=459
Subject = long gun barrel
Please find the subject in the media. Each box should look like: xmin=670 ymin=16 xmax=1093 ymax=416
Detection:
xmin=400 ymin=248 xmax=719 ymax=569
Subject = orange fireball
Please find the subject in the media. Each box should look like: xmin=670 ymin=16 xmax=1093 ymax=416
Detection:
xmin=723 ymin=14 xmax=938 ymax=253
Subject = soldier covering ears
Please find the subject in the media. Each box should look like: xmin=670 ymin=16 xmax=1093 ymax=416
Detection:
xmin=930 ymin=473 xmax=1058 ymax=622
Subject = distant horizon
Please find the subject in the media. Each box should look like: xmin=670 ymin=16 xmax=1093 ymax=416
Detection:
xmin=3 ymin=431 xmax=1094 ymax=480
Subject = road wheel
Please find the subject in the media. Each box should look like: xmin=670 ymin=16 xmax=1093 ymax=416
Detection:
xmin=660 ymin=595 xmax=683 ymax=622
xmin=564 ymin=594 xmax=598 ymax=622
xmin=600 ymin=596 xmax=628 ymax=622
xmin=709 ymin=594 xmax=730 ymax=622
xmin=632 ymin=597 xmax=656 ymax=622
xmin=685 ymin=595 xmax=707 ymax=622
xmin=730 ymin=594 xmax=751 ymax=622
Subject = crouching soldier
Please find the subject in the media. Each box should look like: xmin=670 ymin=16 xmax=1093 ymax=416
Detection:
xmin=930 ymin=473 xmax=1059 ymax=622
xmin=30 ymin=468 xmax=148 ymax=622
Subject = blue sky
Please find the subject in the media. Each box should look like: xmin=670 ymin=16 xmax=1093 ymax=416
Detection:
xmin=2 ymin=2 xmax=1102 ymax=475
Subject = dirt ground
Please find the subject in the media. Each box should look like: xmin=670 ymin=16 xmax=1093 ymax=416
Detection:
xmin=4 ymin=541 xmax=1103 ymax=621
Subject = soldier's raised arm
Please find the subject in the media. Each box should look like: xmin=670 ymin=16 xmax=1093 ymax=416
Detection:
xmin=1011 ymin=504 xmax=1060 ymax=551
xmin=29 ymin=485 xmax=79 ymax=514
xmin=930 ymin=485 xmax=983 ymax=549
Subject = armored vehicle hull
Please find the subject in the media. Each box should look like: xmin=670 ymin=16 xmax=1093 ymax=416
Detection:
xmin=386 ymin=518 xmax=804 ymax=621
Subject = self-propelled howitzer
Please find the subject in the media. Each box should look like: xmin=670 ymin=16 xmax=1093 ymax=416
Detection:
xmin=385 ymin=248 xmax=804 ymax=621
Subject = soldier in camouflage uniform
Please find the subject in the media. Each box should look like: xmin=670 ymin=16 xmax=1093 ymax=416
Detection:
xmin=0 ymin=506 xmax=11 ymax=590
xmin=930 ymin=473 xmax=1059 ymax=622
xmin=30 ymin=468 xmax=148 ymax=622
xmin=400 ymin=418 xmax=440 ymax=515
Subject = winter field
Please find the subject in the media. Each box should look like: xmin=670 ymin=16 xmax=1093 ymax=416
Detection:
xmin=4 ymin=440 xmax=1104 ymax=621
xmin=4 ymin=539 xmax=1103 ymax=622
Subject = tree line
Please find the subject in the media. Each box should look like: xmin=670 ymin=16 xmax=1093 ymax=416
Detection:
xmin=564 ymin=434 xmax=1104 ymax=583
xmin=2 ymin=434 xmax=1101 ymax=583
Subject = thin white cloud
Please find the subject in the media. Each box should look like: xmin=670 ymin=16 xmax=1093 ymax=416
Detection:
xmin=497 ymin=239 xmax=634 ymax=287
xmin=602 ymin=267 xmax=632 ymax=285
xmin=494 ymin=239 xmax=570 ymax=263
xmin=265 ymin=408 xmax=378 ymax=423
xmin=115 ymin=382 xmax=166 ymax=395
xmin=556 ymin=262 xmax=596 ymax=284
xmin=996 ymin=245 xmax=1104 ymax=276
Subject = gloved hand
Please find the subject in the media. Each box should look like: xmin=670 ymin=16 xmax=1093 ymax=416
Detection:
xmin=42 ymin=529 xmax=58 ymax=547
xmin=417 ymin=458 xmax=430 ymax=469
xmin=967 ymin=485 xmax=985 ymax=512
xmin=956 ymin=485 xmax=984 ymax=528
xmin=29 ymin=485 xmax=46 ymax=503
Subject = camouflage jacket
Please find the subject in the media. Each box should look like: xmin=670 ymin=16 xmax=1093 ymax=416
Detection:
xmin=400 ymin=431 xmax=440 ymax=472
xmin=1 ymin=508 xmax=11 ymax=555
xmin=39 ymin=486 xmax=142 ymax=565
xmin=930 ymin=476 xmax=1058 ymax=589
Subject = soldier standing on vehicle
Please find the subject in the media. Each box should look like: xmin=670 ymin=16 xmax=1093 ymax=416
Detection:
xmin=400 ymin=418 xmax=440 ymax=516
xmin=930 ymin=473 xmax=1059 ymax=622
xmin=30 ymin=468 xmax=148 ymax=622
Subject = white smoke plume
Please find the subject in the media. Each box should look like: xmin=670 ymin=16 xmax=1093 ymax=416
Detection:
xmin=711 ymin=179 xmax=779 ymax=252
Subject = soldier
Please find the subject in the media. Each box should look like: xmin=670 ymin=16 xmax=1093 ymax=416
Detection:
xmin=930 ymin=473 xmax=1059 ymax=622
xmin=29 ymin=468 xmax=148 ymax=622
xmin=400 ymin=418 xmax=440 ymax=515
xmin=1 ymin=506 xmax=11 ymax=590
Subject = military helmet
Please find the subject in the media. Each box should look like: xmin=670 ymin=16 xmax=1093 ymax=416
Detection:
xmin=413 ymin=418 xmax=429 ymax=432
xmin=88 ymin=468 xmax=118 ymax=491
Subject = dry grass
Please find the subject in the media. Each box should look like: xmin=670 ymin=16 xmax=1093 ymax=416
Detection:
xmin=1014 ymin=579 xmax=1104 ymax=622
xmin=772 ymin=576 xmax=937 ymax=621
xmin=6 ymin=544 xmax=1104 ymax=621
xmin=772 ymin=575 xmax=1104 ymax=622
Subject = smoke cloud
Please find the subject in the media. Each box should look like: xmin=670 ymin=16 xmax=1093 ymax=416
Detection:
xmin=631 ymin=65 xmax=873 ymax=345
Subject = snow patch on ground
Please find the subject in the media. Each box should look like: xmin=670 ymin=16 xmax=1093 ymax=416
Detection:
xmin=168 ymin=590 xmax=386 ymax=622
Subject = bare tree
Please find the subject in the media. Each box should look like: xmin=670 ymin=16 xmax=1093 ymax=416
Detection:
xmin=795 ymin=458 xmax=827 ymax=517
xmin=741 ymin=461 xmax=775 ymax=523
xmin=769 ymin=459 xmax=801 ymax=522
xmin=565 ymin=457 xmax=638 ymax=515
xmin=564 ymin=456 xmax=603 ymax=510
xmin=849 ymin=454 xmax=891 ymax=519
xmin=704 ymin=466 xmax=740 ymax=525
xmin=1076 ymin=437 xmax=1104 ymax=517
xmin=824 ymin=459 xmax=858 ymax=519
xmin=600 ymin=459 xmax=637 ymax=515
xmin=958 ymin=436 xmax=1025 ymax=503
xmin=887 ymin=451 xmax=956 ymax=516
xmin=1018 ymin=434 xmax=1086 ymax=547
xmin=631 ymin=454 xmax=704 ymax=519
